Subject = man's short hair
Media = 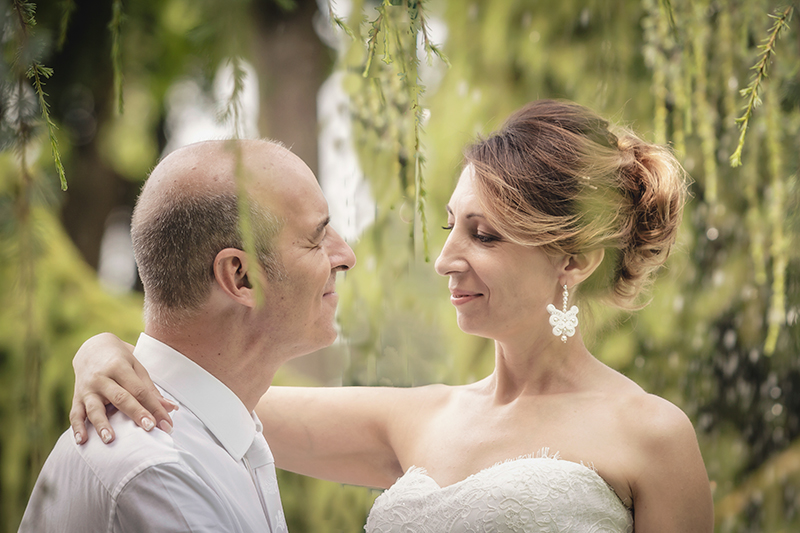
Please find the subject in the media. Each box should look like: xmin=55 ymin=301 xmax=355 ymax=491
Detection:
xmin=132 ymin=190 xmax=283 ymax=326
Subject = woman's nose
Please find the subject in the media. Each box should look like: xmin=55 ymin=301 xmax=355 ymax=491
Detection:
xmin=434 ymin=230 xmax=465 ymax=277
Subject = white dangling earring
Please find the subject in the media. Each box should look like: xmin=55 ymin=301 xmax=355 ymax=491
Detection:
xmin=546 ymin=284 xmax=579 ymax=343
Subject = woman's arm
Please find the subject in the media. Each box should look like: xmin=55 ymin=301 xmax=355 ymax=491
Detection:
xmin=258 ymin=385 xmax=422 ymax=489
xmin=72 ymin=334 xmax=440 ymax=489
xmin=629 ymin=395 xmax=714 ymax=532
xmin=259 ymin=383 xmax=452 ymax=488
xmin=70 ymin=333 xmax=176 ymax=444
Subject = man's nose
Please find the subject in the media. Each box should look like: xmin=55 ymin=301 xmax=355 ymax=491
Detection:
xmin=328 ymin=227 xmax=356 ymax=272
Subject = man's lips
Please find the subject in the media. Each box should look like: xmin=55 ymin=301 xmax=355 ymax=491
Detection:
xmin=323 ymin=275 xmax=337 ymax=297
xmin=450 ymin=289 xmax=483 ymax=306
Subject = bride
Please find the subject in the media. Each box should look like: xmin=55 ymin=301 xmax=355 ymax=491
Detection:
xmin=70 ymin=100 xmax=713 ymax=532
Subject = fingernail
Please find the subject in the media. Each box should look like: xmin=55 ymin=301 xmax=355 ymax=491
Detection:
xmin=74 ymin=432 xmax=82 ymax=445
xmin=142 ymin=418 xmax=155 ymax=431
xmin=158 ymin=420 xmax=173 ymax=434
xmin=167 ymin=400 xmax=179 ymax=411
xmin=101 ymin=429 xmax=112 ymax=444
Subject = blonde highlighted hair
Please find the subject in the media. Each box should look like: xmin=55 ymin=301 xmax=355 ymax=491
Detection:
xmin=467 ymin=99 xmax=687 ymax=309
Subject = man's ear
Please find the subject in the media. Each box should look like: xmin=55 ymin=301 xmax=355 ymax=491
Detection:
xmin=213 ymin=248 xmax=258 ymax=308
xmin=558 ymin=248 xmax=605 ymax=288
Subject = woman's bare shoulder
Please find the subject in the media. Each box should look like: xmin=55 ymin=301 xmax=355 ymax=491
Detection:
xmin=601 ymin=382 xmax=700 ymax=475
xmin=629 ymin=393 xmax=696 ymax=447
xmin=591 ymin=363 xmax=697 ymax=449
xmin=600 ymin=374 xmax=713 ymax=531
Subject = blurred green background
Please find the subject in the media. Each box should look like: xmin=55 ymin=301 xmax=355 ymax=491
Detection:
xmin=2 ymin=0 xmax=799 ymax=531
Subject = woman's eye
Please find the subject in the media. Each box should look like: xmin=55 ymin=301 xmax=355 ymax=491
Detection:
xmin=474 ymin=233 xmax=499 ymax=243
xmin=442 ymin=224 xmax=454 ymax=231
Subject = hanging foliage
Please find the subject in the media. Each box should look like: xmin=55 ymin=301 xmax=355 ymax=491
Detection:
xmin=1 ymin=0 xmax=799 ymax=531
xmin=730 ymin=5 xmax=794 ymax=167
xmin=342 ymin=0 xmax=447 ymax=262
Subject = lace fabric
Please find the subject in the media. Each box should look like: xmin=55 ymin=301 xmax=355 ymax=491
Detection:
xmin=365 ymin=453 xmax=633 ymax=533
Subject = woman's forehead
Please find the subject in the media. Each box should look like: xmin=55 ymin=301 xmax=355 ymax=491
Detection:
xmin=448 ymin=168 xmax=481 ymax=210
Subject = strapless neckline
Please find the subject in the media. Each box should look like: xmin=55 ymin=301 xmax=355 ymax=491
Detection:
xmin=365 ymin=450 xmax=634 ymax=533
xmin=410 ymin=451 xmax=629 ymax=508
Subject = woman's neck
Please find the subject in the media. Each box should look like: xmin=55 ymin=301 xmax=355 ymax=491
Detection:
xmin=486 ymin=331 xmax=598 ymax=404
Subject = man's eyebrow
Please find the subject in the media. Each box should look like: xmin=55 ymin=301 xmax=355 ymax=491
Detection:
xmin=312 ymin=216 xmax=331 ymax=239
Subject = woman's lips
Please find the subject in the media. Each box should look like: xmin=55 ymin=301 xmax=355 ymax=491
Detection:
xmin=450 ymin=290 xmax=482 ymax=306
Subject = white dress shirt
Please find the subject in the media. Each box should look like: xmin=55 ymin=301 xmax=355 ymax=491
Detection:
xmin=20 ymin=333 xmax=288 ymax=532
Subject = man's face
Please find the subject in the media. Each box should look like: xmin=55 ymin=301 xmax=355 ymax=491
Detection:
xmin=251 ymin=148 xmax=356 ymax=357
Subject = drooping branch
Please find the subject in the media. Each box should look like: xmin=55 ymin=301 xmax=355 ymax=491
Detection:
xmin=352 ymin=0 xmax=448 ymax=260
xmin=27 ymin=63 xmax=67 ymax=191
xmin=109 ymin=0 xmax=125 ymax=115
xmin=57 ymin=0 xmax=76 ymax=50
xmin=729 ymin=5 xmax=793 ymax=167
xmin=11 ymin=0 xmax=67 ymax=191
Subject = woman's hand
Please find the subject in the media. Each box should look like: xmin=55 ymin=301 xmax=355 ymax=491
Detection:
xmin=70 ymin=333 xmax=177 ymax=445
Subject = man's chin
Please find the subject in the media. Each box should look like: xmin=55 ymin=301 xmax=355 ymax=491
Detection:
xmin=302 ymin=327 xmax=339 ymax=357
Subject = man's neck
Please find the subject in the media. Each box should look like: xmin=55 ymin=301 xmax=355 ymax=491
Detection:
xmin=144 ymin=321 xmax=280 ymax=412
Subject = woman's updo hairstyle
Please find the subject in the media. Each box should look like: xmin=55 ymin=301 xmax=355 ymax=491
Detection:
xmin=466 ymin=99 xmax=687 ymax=309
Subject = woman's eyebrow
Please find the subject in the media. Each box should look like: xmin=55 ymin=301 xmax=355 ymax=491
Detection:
xmin=445 ymin=205 xmax=485 ymax=219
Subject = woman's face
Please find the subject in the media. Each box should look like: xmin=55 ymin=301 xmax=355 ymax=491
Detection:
xmin=434 ymin=167 xmax=562 ymax=342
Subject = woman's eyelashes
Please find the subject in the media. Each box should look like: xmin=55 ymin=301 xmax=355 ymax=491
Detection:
xmin=442 ymin=223 xmax=500 ymax=244
xmin=474 ymin=232 xmax=500 ymax=244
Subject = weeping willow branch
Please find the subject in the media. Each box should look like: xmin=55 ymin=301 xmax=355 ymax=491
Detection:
xmin=230 ymin=142 xmax=266 ymax=307
xmin=729 ymin=5 xmax=793 ymax=167
xmin=11 ymin=0 xmax=35 ymax=31
xmin=27 ymin=63 xmax=67 ymax=191
xmin=407 ymin=1 xmax=427 ymax=260
xmin=363 ymin=3 xmax=387 ymax=76
xmin=357 ymin=0 xmax=448 ymax=259
xmin=57 ymin=0 xmax=76 ymax=50
xmin=417 ymin=4 xmax=449 ymax=67
xmin=11 ymin=0 xmax=67 ymax=191
xmin=109 ymin=0 xmax=124 ymax=115
xmin=328 ymin=0 xmax=355 ymax=40
xmin=642 ymin=0 xmax=668 ymax=145
xmin=691 ymin=2 xmax=718 ymax=205
xmin=660 ymin=0 xmax=676 ymax=32
xmin=219 ymin=57 xmax=248 ymax=139
xmin=763 ymin=83 xmax=788 ymax=356
xmin=742 ymin=129 xmax=768 ymax=287
xmin=8 ymin=0 xmax=52 ymax=493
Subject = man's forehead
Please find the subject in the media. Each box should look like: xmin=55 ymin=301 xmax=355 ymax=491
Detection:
xmin=268 ymin=182 xmax=329 ymax=237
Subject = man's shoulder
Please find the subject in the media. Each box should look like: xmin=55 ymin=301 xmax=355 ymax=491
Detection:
xmin=20 ymin=413 xmax=186 ymax=532
xmin=58 ymin=410 xmax=181 ymax=490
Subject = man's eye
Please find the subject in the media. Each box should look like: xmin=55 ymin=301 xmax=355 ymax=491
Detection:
xmin=315 ymin=229 xmax=328 ymax=247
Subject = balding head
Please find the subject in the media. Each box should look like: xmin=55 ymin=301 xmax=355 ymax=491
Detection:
xmin=132 ymin=139 xmax=295 ymax=326
xmin=137 ymin=139 xmax=300 ymax=213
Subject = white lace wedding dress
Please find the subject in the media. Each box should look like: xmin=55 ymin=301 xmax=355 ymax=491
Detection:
xmin=365 ymin=453 xmax=633 ymax=532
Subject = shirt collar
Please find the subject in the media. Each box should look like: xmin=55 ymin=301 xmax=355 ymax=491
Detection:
xmin=133 ymin=333 xmax=257 ymax=462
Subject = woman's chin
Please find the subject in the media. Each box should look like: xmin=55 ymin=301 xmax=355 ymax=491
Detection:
xmin=455 ymin=316 xmax=491 ymax=338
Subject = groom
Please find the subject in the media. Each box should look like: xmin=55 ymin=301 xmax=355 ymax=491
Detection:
xmin=20 ymin=140 xmax=356 ymax=532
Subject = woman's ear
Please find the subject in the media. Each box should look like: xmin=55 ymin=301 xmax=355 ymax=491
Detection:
xmin=560 ymin=248 xmax=605 ymax=287
xmin=213 ymin=248 xmax=258 ymax=308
